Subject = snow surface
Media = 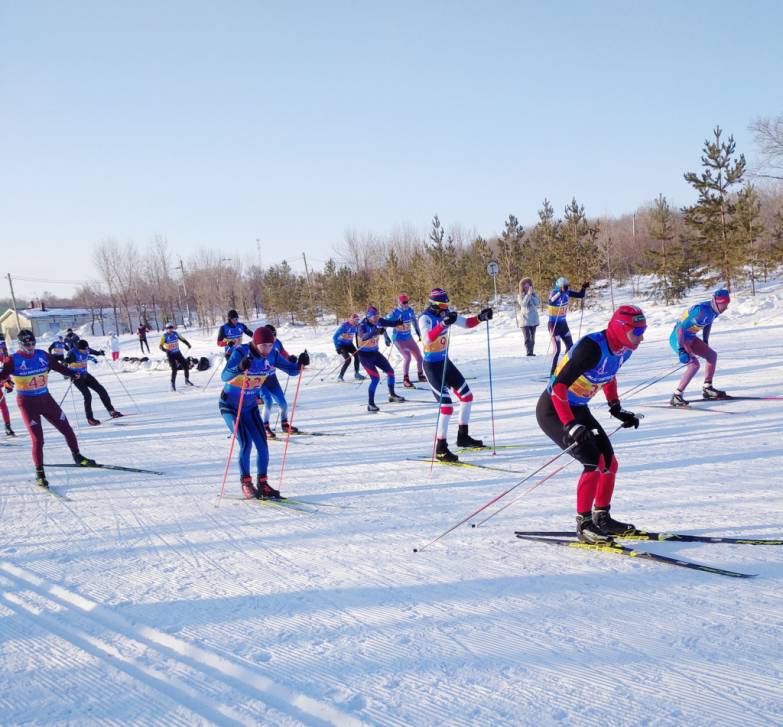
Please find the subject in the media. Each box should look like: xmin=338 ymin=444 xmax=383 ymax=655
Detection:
xmin=2 ymin=284 xmax=782 ymax=726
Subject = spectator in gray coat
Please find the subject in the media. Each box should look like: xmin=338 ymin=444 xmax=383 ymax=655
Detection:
xmin=517 ymin=277 xmax=540 ymax=356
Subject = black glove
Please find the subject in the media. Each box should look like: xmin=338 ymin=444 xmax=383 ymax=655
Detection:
xmin=677 ymin=347 xmax=690 ymax=364
xmin=297 ymin=351 xmax=310 ymax=367
xmin=609 ymin=402 xmax=640 ymax=429
xmin=288 ymin=355 xmax=298 ymax=363
xmin=581 ymin=281 xmax=590 ymax=289
xmin=239 ymin=356 xmax=252 ymax=371
xmin=443 ymin=311 xmax=458 ymax=326
xmin=477 ymin=307 xmax=493 ymax=322
xmin=562 ymin=420 xmax=594 ymax=447
xmin=383 ymin=333 xmax=391 ymax=346
xmin=98 ymin=350 xmax=106 ymax=356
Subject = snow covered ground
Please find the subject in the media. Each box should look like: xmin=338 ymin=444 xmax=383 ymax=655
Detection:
xmin=2 ymin=284 xmax=782 ymax=726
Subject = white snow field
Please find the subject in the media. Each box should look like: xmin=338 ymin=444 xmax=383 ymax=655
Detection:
xmin=2 ymin=284 xmax=782 ymax=727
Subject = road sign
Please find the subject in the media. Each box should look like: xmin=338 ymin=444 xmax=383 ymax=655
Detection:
xmin=486 ymin=260 xmax=500 ymax=277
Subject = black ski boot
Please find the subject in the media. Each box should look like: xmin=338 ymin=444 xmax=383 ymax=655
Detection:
xmin=72 ymin=452 xmax=96 ymax=467
xmin=418 ymin=372 xmax=427 ymax=383
xmin=257 ymin=476 xmax=281 ymax=500
xmin=264 ymin=423 xmax=276 ymax=439
xmin=281 ymin=420 xmax=299 ymax=434
xmin=241 ymin=475 xmax=258 ymax=499
xmin=592 ymin=507 xmax=635 ymax=536
xmin=367 ymin=403 xmax=379 ymax=413
xmin=456 ymin=425 xmax=483 ymax=448
xmin=185 ymin=379 xmax=196 ymax=387
xmin=5 ymin=423 xmax=14 ymax=437
xmin=576 ymin=512 xmax=613 ymax=544
xmin=388 ymin=392 xmax=406 ymax=403
xmin=402 ymin=375 xmax=415 ymax=389
xmin=35 ymin=467 xmax=49 ymax=489
xmin=702 ymin=384 xmax=728 ymax=399
xmin=669 ymin=391 xmax=689 ymax=407
xmin=109 ymin=410 xmax=124 ymax=419
xmin=435 ymin=438 xmax=458 ymax=463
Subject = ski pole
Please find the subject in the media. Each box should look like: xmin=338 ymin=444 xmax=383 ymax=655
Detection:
xmin=577 ymin=299 xmax=584 ymax=340
xmin=304 ymin=355 xmax=341 ymax=386
xmin=216 ymin=371 xmax=248 ymax=505
xmin=429 ymin=335 xmax=452 ymax=473
xmin=415 ymin=441 xmax=579 ymax=553
xmin=58 ymin=379 xmax=74 ymax=409
xmin=277 ymin=364 xmax=304 ymax=491
xmin=105 ymin=359 xmax=140 ymax=413
xmin=272 ymin=374 xmax=291 ymax=431
xmin=69 ymin=382 xmax=81 ymax=433
xmin=203 ymin=355 xmax=225 ymax=390
xmin=484 ymin=318 xmax=497 ymax=455
xmin=473 ymin=424 xmax=625 ymax=528
xmin=620 ymin=363 xmax=685 ymax=400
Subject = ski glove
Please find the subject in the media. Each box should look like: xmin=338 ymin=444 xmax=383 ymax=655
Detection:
xmin=443 ymin=311 xmax=458 ymax=326
xmin=477 ymin=307 xmax=493 ymax=322
xmin=562 ymin=420 xmax=594 ymax=447
xmin=677 ymin=347 xmax=691 ymax=364
xmin=383 ymin=333 xmax=392 ymax=347
xmin=239 ymin=356 xmax=252 ymax=371
xmin=297 ymin=351 xmax=310 ymax=367
xmin=581 ymin=281 xmax=590 ymax=289
xmin=288 ymin=355 xmax=298 ymax=363
xmin=609 ymin=402 xmax=640 ymax=429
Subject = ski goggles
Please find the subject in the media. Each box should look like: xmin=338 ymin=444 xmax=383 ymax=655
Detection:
xmin=429 ymin=300 xmax=450 ymax=310
xmin=630 ymin=326 xmax=646 ymax=336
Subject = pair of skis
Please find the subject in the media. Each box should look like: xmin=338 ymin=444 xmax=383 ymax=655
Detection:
xmin=515 ymin=529 xmax=782 ymax=578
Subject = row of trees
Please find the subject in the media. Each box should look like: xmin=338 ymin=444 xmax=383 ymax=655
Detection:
xmin=23 ymin=119 xmax=782 ymax=331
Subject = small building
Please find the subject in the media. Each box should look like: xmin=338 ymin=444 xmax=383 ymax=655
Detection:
xmin=0 ymin=307 xmax=94 ymax=342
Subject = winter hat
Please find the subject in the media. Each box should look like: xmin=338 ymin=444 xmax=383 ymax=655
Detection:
xmin=428 ymin=288 xmax=449 ymax=308
xmin=555 ymin=276 xmax=569 ymax=289
xmin=77 ymin=339 xmax=89 ymax=350
xmin=227 ymin=309 xmax=239 ymax=320
xmin=398 ymin=294 xmax=409 ymax=304
xmin=606 ymin=305 xmax=646 ymax=352
xmin=349 ymin=313 xmax=360 ymax=323
xmin=366 ymin=306 xmax=380 ymax=318
xmin=713 ymin=289 xmax=731 ymax=307
xmin=252 ymin=327 xmax=275 ymax=345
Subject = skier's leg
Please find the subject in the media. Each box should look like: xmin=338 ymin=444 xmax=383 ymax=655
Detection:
xmin=39 ymin=394 xmax=80 ymax=456
xmin=74 ymin=377 xmax=94 ymax=419
xmin=88 ymin=375 xmax=114 ymax=414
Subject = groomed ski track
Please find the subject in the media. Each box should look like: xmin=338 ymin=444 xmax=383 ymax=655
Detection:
xmin=2 ymin=285 xmax=783 ymax=725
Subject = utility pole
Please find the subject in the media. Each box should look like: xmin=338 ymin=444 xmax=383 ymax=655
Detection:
xmin=176 ymin=258 xmax=191 ymax=324
xmin=6 ymin=273 xmax=21 ymax=330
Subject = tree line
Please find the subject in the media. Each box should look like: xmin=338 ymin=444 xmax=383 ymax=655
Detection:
xmin=17 ymin=120 xmax=783 ymax=332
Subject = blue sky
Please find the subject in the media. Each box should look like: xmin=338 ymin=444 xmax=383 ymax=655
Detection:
xmin=1 ymin=0 xmax=781 ymax=299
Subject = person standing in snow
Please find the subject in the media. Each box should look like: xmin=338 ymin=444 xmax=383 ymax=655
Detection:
xmin=669 ymin=289 xmax=731 ymax=406
xmin=216 ymin=309 xmax=253 ymax=361
xmin=356 ymin=306 xmax=405 ymax=412
xmin=106 ymin=332 xmax=120 ymax=361
xmin=160 ymin=323 xmax=195 ymax=391
xmin=517 ymin=277 xmax=540 ymax=356
xmin=47 ymin=335 xmax=67 ymax=364
xmin=418 ymin=288 xmax=492 ymax=462
xmin=536 ymin=305 xmax=645 ymax=544
xmin=220 ymin=326 xmax=308 ymax=499
xmin=332 ymin=314 xmax=365 ymax=382
xmin=66 ymin=339 xmax=123 ymax=425
xmin=258 ymin=324 xmax=301 ymax=437
xmin=0 ymin=329 xmax=96 ymax=488
xmin=137 ymin=323 xmax=151 ymax=354
xmin=547 ymin=277 xmax=589 ymax=375
xmin=0 ymin=333 xmax=16 ymax=436
xmin=64 ymin=328 xmax=80 ymax=351
xmin=386 ymin=294 xmax=425 ymax=389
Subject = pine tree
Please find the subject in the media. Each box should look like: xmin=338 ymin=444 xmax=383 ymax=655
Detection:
xmin=497 ymin=215 xmax=525 ymax=296
xmin=682 ymin=126 xmax=747 ymax=290
xmin=426 ymin=215 xmax=458 ymax=302
xmin=733 ymin=184 xmax=764 ymax=295
xmin=645 ymin=194 xmax=688 ymax=304
xmin=529 ymin=199 xmax=561 ymax=292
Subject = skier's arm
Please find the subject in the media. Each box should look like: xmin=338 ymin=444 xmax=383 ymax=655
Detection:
xmin=549 ymin=338 xmax=602 ymax=425
xmin=412 ymin=309 xmax=421 ymax=338
xmin=159 ymin=335 xmax=167 ymax=352
xmin=216 ymin=324 xmax=227 ymax=348
xmin=358 ymin=323 xmax=379 ymax=341
xmin=702 ymin=323 xmax=712 ymax=345
xmin=47 ymin=342 xmax=56 ymax=354
xmin=222 ymin=347 xmax=246 ymax=382
xmin=241 ymin=323 xmax=253 ymax=337
xmin=569 ymin=286 xmax=587 ymax=300
xmin=332 ymin=324 xmax=346 ymax=349
xmin=50 ymin=354 xmax=79 ymax=379
xmin=0 ymin=358 xmax=12 ymax=381
xmin=269 ymin=349 xmax=300 ymax=376
xmin=88 ymin=347 xmax=103 ymax=356
xmin=420 ymin=314 xmax=447 ymax=342
xmin=378 ymin=317 xmax=400 ymax=328
xmin=548 ymin=289 xmax=562 ymax=305
xmin=178 ymin=335 xmax=192 ymax=349
xmin=453 ymin=313 xmax=480 ymax=329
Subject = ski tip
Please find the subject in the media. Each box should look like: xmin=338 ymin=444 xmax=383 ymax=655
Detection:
xmin=412 ymin=548 xmax=419 ymax=553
